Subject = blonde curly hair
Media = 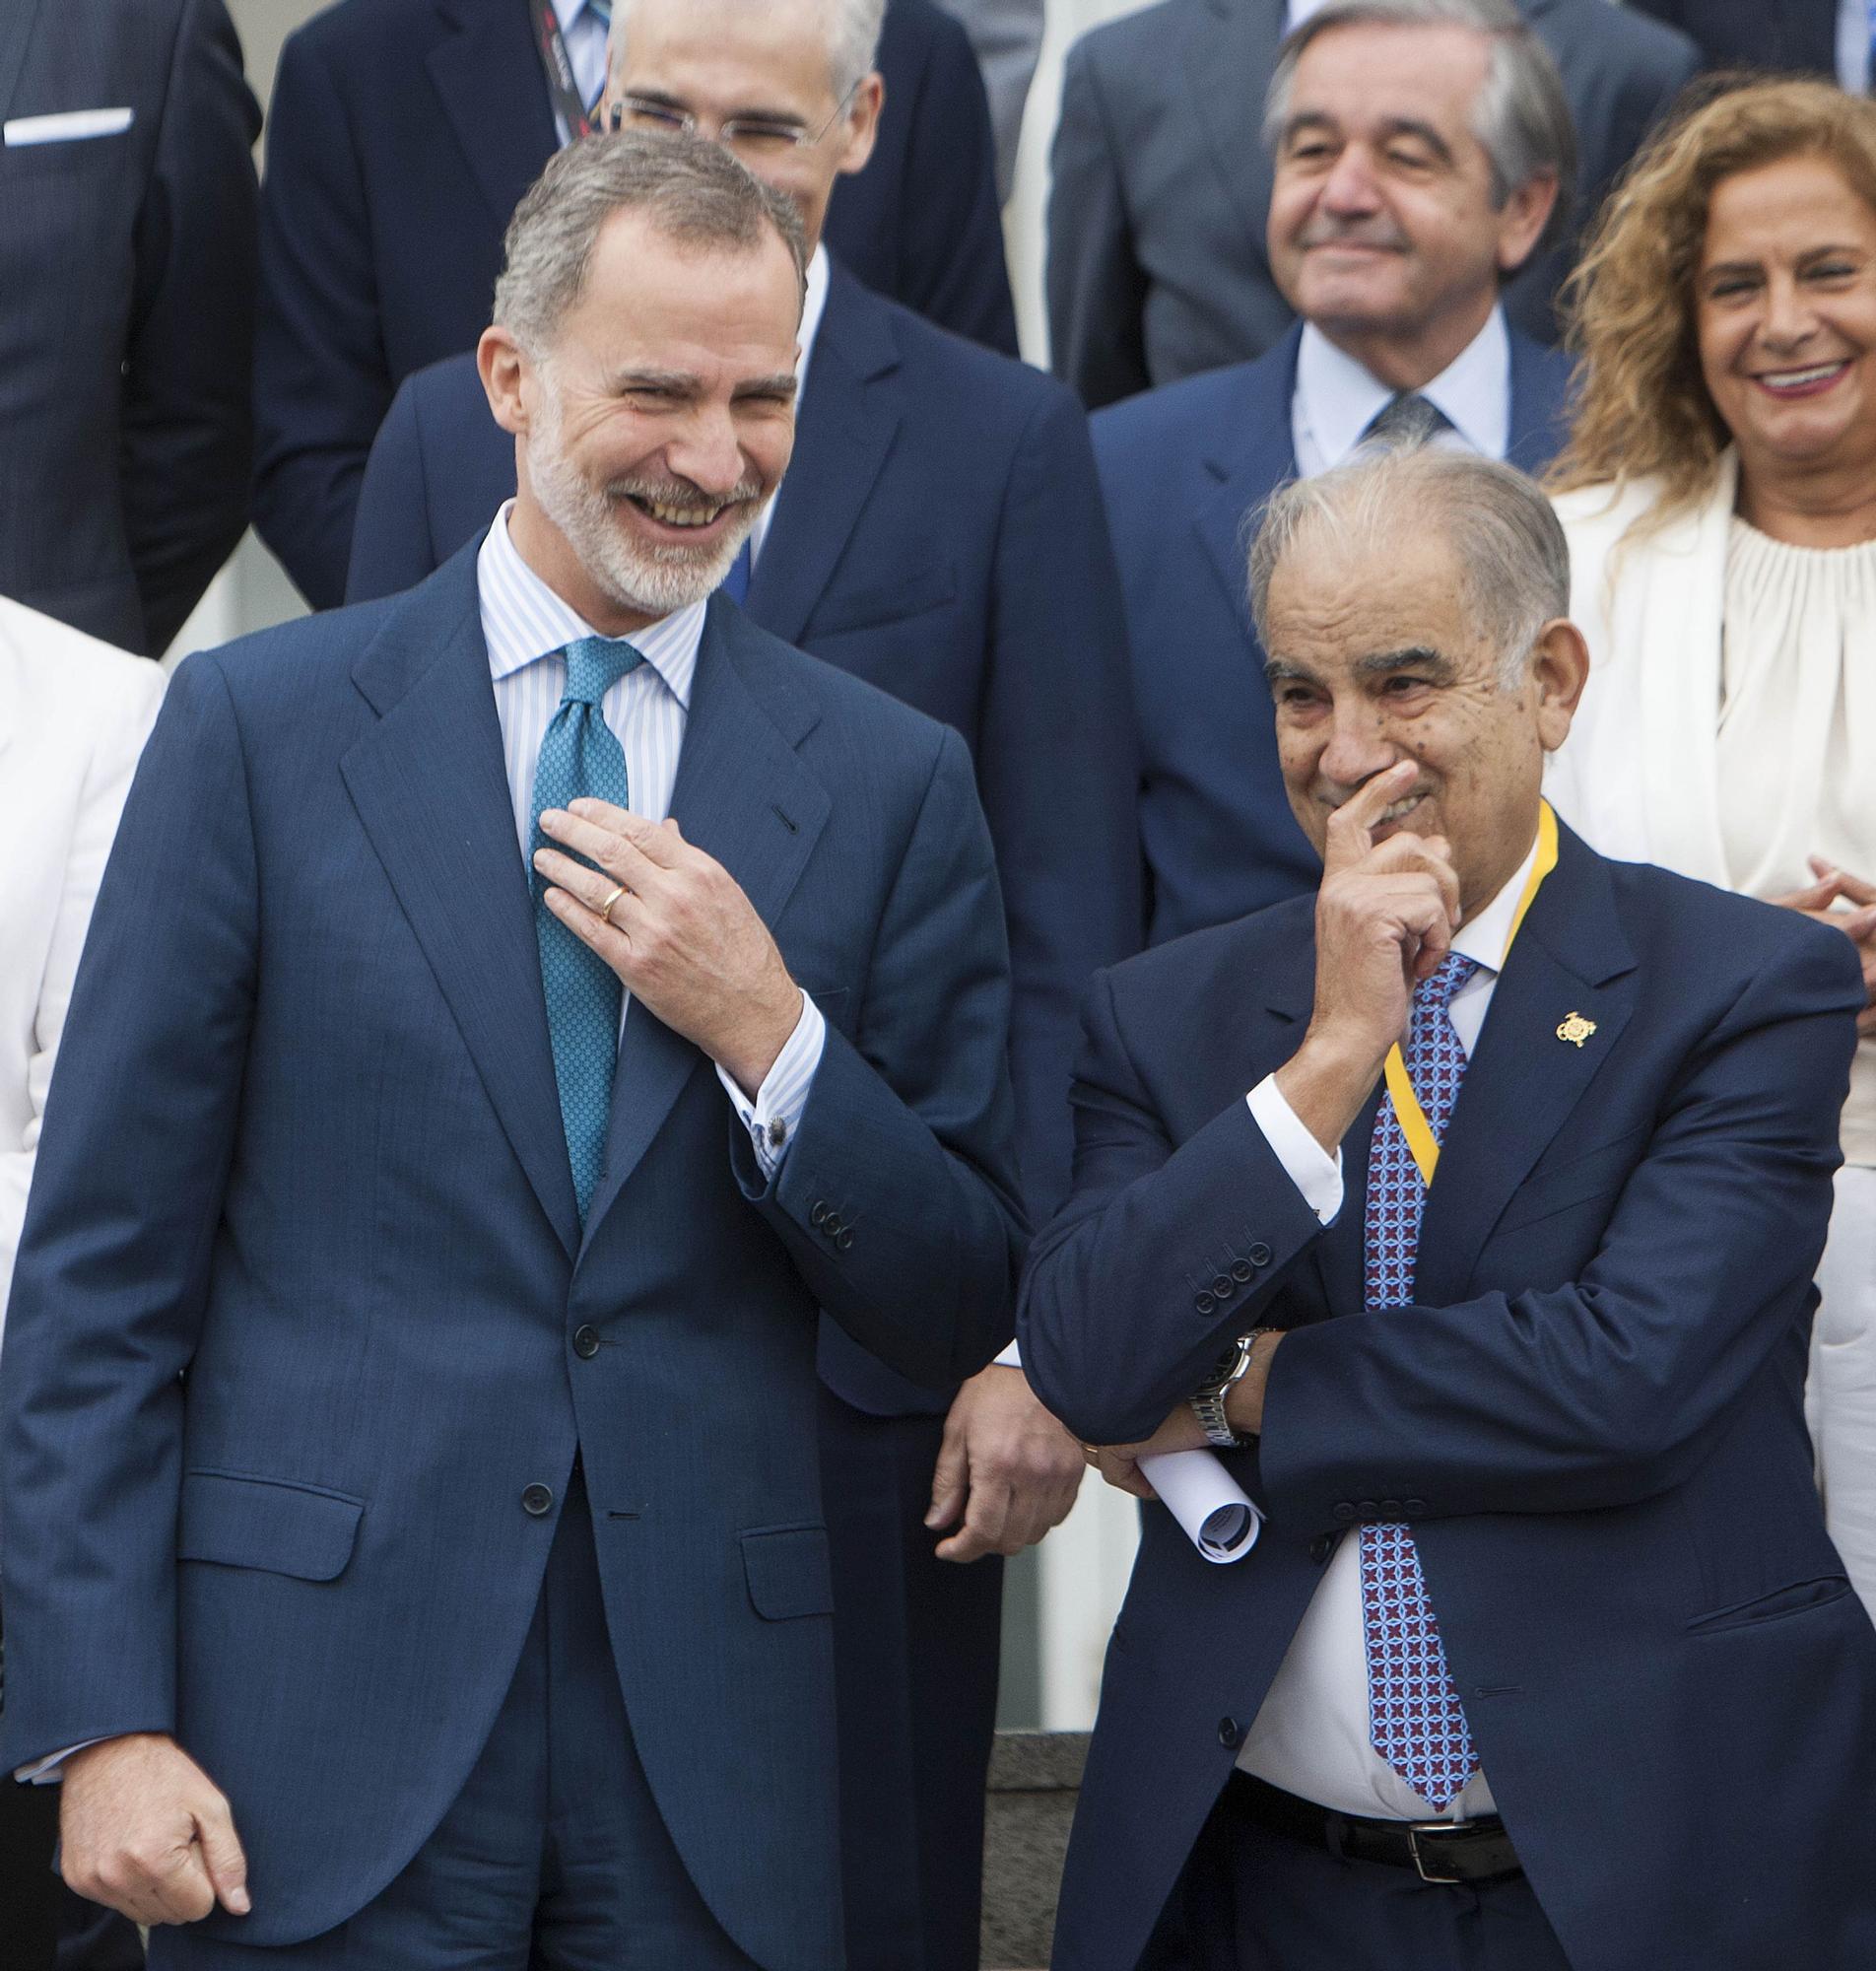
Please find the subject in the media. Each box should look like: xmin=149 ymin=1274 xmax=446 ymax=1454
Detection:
xmin=1549 ymin=79 xmax=1876 ymax=517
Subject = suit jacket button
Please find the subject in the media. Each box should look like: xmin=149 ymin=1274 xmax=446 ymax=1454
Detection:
xmin=809 ymin=1201 xmax=828 ymax=1228
xmin=572 ymin=1325 xmax=600 ymax=1360
xmin=1230 ymin=1260 xmax=1253 ymax=1283
xmin=1309 ymin=1534 xmax=1335 ymax=1565
xmin=1380 ymin=1498 xmax=1403 ymax=1517
xmin=1210 ymin=1273 xmax=1234 ymax=1298
xmin=1247 ymin=1242 xmax=1273 ymax=1267
xmin=836 ymin=1229 xmax=854 ymax=1252
xmin=1333 ymin=1502 xmax=1355 ymax=1522
xmin=1217 ymin=1717 xmax=1241 ymax=1749
xmin=1405 ymin=1498 xmax=1429 ymax=1514
xmin=1195 ymin=1292 xmax=1216 ymax=1315
xmin=1356 ymin=1499 xmax=1378 ymax=1519
xmin=824 ymin=1212 xmax=844 ymax=1238
xmin=521 ymin=1484 xmax=554 ymax=1517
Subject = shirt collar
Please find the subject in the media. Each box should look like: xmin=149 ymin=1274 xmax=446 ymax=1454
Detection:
xmin=552 ymin=0 xmax=596 ymax=31
xmin=797 ymin=242 xmax=832 ymax=407
xmin=1450 ymin=815 xmax=1543 ymax=977
xmin=477 ymin=500 xmax=706 ymax=711
xmin=1295 ymin=304 xmax=1511 ymax=474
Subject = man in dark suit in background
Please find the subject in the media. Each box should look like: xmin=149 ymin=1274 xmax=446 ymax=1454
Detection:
xmin=1095 ymin=0 xmax=1576 ymax=949
xmin=1630 ymin=0 xmax=1842 ymax=78
xmin=0 ymin=0 xmax=258 ymax=656
xmin=253 ymin=0 xmax=1016 ymax=610
xmin=2 ymin=131 xmax=1028 ymax=1971
xmin=1047 ymin=0 xmax=1697 ymax=410
xmin=1021 ymin=444 xmax=1876 ymax=1971
xmin=345 ymin=7 xmax=1137 ymax=1964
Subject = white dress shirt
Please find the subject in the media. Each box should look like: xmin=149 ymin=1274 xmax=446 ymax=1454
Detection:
xmin=1292 ymin=306 xmax=1512 ymax=480
xmin=548 ymin=0 xmax=611 ymax=145
xmin=478 ymin=502 xmax=826 ymax=1176
xmin=747 ymin=243 xmax=832 ymax=571
xmin=1235 ymin=823 xmax=1542 ymax=1821
xmin=1837 ymin=0 xmax=1871 ymax=94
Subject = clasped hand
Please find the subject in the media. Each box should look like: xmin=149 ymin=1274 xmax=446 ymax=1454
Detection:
xmin=535 ymin=800 xmax=804 ymax=1097
xmin=1773 ymin=857 xmax=1876 ymax=1037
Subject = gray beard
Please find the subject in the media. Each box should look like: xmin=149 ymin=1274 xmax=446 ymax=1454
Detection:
xmin=525 ymin=379 xmax=763 ymax=620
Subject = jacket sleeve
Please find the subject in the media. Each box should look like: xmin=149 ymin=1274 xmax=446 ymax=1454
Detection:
xmin=1046 ymin=34 xmax=1152 ymax=410
xmin=736 ymin=727 xmax=1027 ymax=1390
xmin=345 ymin=375 xmax=442 ymax=604
xmin=1259 ymin=927 xmax=1862 ymax=1527
xmin=120 ymin=0 xmax=261 ymax=653
xmin=1019 ymin=969 xmax=1330 ymax=1446
xmin=251 ymin=26 xmax=389 ymax=609
xmin=978 ymin=382 xmax=1143 ymax=1219
xmin=0 ymin=657 xmax=258 ymax=1771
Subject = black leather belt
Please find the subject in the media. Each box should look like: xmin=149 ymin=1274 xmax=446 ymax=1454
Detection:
xmin=1225 ymin=1771 xmax=1523 ymax=1885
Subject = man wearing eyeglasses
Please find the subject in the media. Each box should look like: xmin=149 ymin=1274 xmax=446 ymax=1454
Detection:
xmin=343 ymin=5 xmax=1143 ymax=1965
xmin=252 ymin=0 xmax=1017 ymax=613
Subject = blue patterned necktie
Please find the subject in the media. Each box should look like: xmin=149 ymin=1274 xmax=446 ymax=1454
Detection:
xmin=1360 ymin=950 xmax=1481 ymax=1810
xmin=530 ymin=635 xmax=642 ymax=1220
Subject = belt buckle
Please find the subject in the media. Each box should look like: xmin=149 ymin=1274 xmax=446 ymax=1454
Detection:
xmin=1407 ymin=1822 xmax=1466 ymax=1886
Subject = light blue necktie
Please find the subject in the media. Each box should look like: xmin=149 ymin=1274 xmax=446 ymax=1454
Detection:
xmin=531 ymin=635 xmax=642 ymax=1220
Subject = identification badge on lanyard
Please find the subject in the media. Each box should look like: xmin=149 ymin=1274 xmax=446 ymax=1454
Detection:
xmin=1382 ymin=799 xmax=1560 ymax=1186
xmin=532 ymin=0 xmax=599 ymax=144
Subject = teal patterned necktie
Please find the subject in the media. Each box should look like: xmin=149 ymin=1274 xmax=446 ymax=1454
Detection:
xmin=531 ymin=635 xmax=642 ymax=1220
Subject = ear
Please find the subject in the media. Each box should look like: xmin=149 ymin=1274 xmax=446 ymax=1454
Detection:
xmin=1496 ymin=170 xmax=1559 ymax=278
xmin=478 ymin=326 xmax=532 ymax=438
xmin=833 ymin=73 xmax=884 ymax=180
xmin=1531 ymin=616 xmax=1590 ymax=752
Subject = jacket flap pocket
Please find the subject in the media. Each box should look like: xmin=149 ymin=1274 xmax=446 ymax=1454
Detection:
xmin=810 ymin=564 xmax=957 ymax=639
xmin=739 ymin=1524 xmax=834 ymax=1621
xmin=1688 ymin=1574 xmax=1852 ymax=1635
xmin=177 ymin=1470 xmax=364 ymax=1583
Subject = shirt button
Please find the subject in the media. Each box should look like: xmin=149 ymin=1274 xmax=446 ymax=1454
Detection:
xmin=1247 ymin=1242 xmax=1273 ymax=1268
xmin=572 ymin=1325 xmax=600 ymax=1360
xmin=1217 ymin=1717 xmax=1241 ymax=1749
xmin=521 ymin=1484 xmax=554 ymax=1517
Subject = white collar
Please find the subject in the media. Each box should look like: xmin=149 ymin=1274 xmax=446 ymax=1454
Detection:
xmin=552 ymin=0 xmax=600 ymax=32
xmin=1450 ymin=815 xmax=1543 ymax=976
xmin=477 ymin=500 xmax=706 ymax=710
xmin=796 ymin=242 xmax=832 ymax=406
xmin=1296 ymin=305 xmax=1511 ymax=475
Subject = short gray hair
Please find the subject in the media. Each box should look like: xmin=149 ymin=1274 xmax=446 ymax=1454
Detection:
xmin=1247 ymin=446 xmax=1572 ymax=691
xmin=494 ymin=129 xmax=809 ymax=355
xmin=1263 ymin=0 xmax=1578 ymax=257
xmin=608 ymin=0 xmax=886 ymax=98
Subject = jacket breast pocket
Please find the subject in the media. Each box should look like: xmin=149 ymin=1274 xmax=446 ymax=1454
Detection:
xmin=739 ymin=1523 xmax=835 ymax=1621
xmin=1489 ymin=1125 xmax=1651 ymax=1238
xmin=177 ymin=1470 xmax=365 ymax=1583
xmin=1687 ymin=1574 xmax=1854 ymax=1635
xmin=808 ymin=564 xmax=958 ymax=639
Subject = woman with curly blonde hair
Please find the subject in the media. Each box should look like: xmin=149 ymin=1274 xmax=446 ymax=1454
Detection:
xmin=1545 ymin=76 xmax=1876 ymax=1613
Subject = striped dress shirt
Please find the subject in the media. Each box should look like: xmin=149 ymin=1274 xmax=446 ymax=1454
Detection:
xmin=477 ymin=504 xmax=825 ymax=1176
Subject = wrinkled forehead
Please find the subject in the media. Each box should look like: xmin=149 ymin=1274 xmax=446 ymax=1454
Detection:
xmin=1262 ymin=522 xmax=1484 ymax=675
xmin=1284 ymin=21 xmax=1491 ymax=143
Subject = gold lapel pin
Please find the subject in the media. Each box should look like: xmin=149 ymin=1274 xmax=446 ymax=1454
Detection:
xmin=1556 ymin=1011 xmax=1597 ymax=1049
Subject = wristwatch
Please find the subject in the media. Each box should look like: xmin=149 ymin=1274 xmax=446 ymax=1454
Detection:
xmin=1190 ymin=1329 xmax=1276 ymax=1449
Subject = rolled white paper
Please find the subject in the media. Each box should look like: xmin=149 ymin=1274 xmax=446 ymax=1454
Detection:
xmin=1139 ymin=1448 xmax=1263 ymax=1564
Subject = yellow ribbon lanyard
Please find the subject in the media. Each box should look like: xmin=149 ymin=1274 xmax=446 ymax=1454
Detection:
xmin=1381 ymin=800 xmax=1559 ymax=1188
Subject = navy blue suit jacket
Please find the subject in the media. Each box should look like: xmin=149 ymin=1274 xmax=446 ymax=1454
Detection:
xmin=0 ymin=556 xmax=1026 ymax=1966
xmin=347 ymin=264 xmax=1143 ymax=1411
xmin=1630 ymin=0 xmax=1837 ymax=71
xmin=1093 ymin=324 xmax=1574 ymax=948
xmin=1021 ymin=824 xmax=1876 ymax=1971
xmin=0 ymin=0 xmax=258 ymax=655
xmin=252 ymin=0 xmax=1017 ymax=610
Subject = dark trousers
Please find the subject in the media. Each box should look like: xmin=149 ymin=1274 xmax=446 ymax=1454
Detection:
xmin=819 ymin=1390 xmax=1004 ymax=1971
xmin=1157 ymin=1777 xmax=1576 ymax=1971
xmin=149 ymin=1472 xmax=758 ymax=1970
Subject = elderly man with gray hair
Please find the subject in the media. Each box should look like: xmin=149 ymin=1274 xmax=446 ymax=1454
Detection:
xmin=1020 ymin=443 xmax=1876 ymax=1970
xmin=0 ymin=129 xmax=1027 ymax=1971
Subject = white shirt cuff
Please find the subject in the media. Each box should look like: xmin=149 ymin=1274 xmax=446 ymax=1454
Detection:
xmin=17 ymin=1738 xmax=106 ymax=1785
xmin=993 ymin=1340 xmax=1023 ymax=1368
xmin=1245 ymin=1074 xmax=1344 ymax=1225
xmin=717 ymin=990 xmax=827 ymax=1182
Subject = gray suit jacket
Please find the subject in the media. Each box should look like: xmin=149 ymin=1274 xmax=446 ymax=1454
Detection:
xmin=0 ymin=0 xmax=260 ymax=655
xmin=1046 ymin=0 xmax=1699 ymax=409
xmin=935 ymin=0 xmax=1046 ymax=199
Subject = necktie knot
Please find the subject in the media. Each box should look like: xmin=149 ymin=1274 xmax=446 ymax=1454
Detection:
xmin=1361 ymin=392 xmax=1452 ymax=448
xmin=562 ymin=635 xmax=642 ymax=709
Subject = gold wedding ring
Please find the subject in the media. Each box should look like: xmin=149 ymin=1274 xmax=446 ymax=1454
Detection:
xmin=597 ymin=884 xmax=627 ymax=926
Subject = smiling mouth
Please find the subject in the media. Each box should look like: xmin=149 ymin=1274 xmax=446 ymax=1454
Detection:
xmin=621 ymin=494 xmax=738 ymax=531
xmin=1753 ymin=361 xmax=1850 ymax=398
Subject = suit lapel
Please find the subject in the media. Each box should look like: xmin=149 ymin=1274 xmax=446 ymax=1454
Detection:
xmin=1194 ymin=330 xmax=1302 ymax=631
xmin=0 ymin=0 xmax=45 ymax=124
xmin=427 ymin=0 xmax=558 ymax=236
xmin=747 ymin=267 xmax=902 ymax=648
xmin=1412 ymin=828 xmax=1638 ymax=1309
xmin=580 ymin=600 xmax=831 ymax=1248
xmin=1505 ymin=331 xmax=1574 ymax=476
xmin=1187 ymin=0 xmax=1287 ymax=276
xmin=340 ymin=548 xmax=582 ymax=1259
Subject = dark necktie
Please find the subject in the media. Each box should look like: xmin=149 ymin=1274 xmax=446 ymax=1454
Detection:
xmin=1360 ymin=950 xmax=1482 ymax=1810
